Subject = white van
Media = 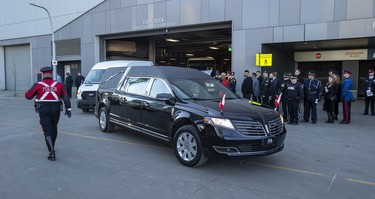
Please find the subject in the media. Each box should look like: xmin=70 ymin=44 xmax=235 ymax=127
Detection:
xmin=77 ymin=60 xmax=153 ymax=112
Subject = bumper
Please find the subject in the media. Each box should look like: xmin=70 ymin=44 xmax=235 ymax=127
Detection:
xmin=76 ymin=99 xmax=96 ymax=110
xmin=201 ymin=126 xmax=286 ymax=157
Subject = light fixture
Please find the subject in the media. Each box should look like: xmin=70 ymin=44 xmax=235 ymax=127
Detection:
xmin=186 ymin=53 xmax=194 ymax=56
xmin=209 ymin=46 xmax=219 ymax=50
xmin=223 ymin=58 xmax=229 ymax=61
xmin=170 ymin=58 xmax=176 ymax=61
xmin=165 ymin=38 xmax=180 ymax=42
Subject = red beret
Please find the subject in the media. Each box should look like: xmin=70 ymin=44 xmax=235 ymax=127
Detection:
xmin=343 ymin=70 xmax=352 ymax=75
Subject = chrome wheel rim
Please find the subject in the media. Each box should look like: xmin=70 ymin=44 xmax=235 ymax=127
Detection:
xmin=176 ymin=132 xmax=197 ymax=161
xmin=99 ymin=110 xmax=106 ymax=129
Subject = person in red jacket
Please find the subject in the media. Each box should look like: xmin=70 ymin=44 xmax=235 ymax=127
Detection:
xmin=220 ymin=72 xmax=229 ymax=88
xmin=25 ymin=67 xmax=72 ymax=161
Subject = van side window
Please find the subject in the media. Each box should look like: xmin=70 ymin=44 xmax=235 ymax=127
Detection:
xmin=126 ymin=77 xmax=150 ymax=95
xmin=149 ymin=79 xmax=170 ymax=98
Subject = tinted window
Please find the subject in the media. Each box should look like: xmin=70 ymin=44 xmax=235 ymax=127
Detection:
xmin=100 ymin=67 xmax=126 ymax=89
xmin=169 ymin=78 xmax=238 ymax=100
xmin=126 ymin=78 xmax=150 ymax=95
xmin=149 ymin=79 xmax=170 ymax=98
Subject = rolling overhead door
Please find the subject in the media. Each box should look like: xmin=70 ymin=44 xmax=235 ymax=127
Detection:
xmin=5 ymin=45 xmax=31 ymax=91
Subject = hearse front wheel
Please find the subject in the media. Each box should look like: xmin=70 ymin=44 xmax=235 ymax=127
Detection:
xmin=173 ymin=125 xmax=207 ymax=167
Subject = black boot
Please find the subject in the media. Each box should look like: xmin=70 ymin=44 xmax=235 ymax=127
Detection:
xmin=45 ymin=136 xmax=55 ymax=161
xmin=325 ymin=112 xmax=330 ymax=123
xmin=330 ymin=113 xmax=335 ymax=123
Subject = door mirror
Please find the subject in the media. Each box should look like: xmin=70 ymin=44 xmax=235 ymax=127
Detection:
xmin=156 ymin=93 xmax=175 ymax=105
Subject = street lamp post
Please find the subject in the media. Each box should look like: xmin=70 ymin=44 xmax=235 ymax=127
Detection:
xmin=29 ymin=3 xmax=57 ymax=80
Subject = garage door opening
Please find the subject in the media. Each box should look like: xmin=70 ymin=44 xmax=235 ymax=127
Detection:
xmin=104 ymin=23 xmax=232 ymax=75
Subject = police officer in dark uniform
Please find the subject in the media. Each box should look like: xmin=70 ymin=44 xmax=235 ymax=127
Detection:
xmin=260 ymin=71 xmax=270 ymax=106
xmin=286 ymin=75 xmax=304 ymax=125
xmin=25 ymin=67 xmax=72 ymax=161
xmin=303 ymin=71 xmax=322 ymax=124
xmin=280 ymin=73 xmax=291 ymax=122
xmin=363 ymin=69 xmax=375 ymax=115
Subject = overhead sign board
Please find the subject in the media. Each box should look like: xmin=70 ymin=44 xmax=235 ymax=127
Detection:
xmin=295 ymin=49 xmax=368 ymax=62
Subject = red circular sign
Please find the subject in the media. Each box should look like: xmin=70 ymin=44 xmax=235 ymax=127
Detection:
xmin=315 ymin=53 xmax=321 ymax=59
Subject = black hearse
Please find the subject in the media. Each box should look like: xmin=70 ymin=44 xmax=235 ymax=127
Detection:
xmin=95 ymin=66 xmax=286 ymax=167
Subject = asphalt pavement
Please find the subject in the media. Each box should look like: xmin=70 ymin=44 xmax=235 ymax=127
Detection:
xmin=0 ymin=91 xmax=374 ymax=199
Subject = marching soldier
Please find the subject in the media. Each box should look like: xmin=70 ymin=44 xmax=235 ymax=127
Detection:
xmin=280 ymin=73 xmax=291 ymax=122
xmin=363 ymin=69 xmax=375 ymax=116
xmin=25 ymin=67 xmax=72 ymax=161
xmin=303 ymin=71 xmax=322 ymax=124
xmin=286 ymin=75 xmax=304 ymax=125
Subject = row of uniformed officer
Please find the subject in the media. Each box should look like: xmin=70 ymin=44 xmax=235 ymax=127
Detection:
xmin=25 ymin=67 xmax=72 ymax=161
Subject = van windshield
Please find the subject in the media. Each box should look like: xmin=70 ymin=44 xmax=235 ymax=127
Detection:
xmin=187 ymin=59 xmax=216 ymax=76
xmin=84 ymin=69 xmax=106 ymax=84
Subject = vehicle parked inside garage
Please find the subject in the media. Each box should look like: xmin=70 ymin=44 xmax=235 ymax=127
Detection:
xmin=95 ymin=66 xmax=286 ymax=167
xmin=77 ymin=60 xmax=153 ymax=112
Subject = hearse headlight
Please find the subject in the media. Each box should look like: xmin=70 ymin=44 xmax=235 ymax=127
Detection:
xmin=204 ymin=117 xmax=234 ymax=129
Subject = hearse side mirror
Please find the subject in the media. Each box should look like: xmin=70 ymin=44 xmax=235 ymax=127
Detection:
xmin=156 ymin=93 xmax=176 ymax=105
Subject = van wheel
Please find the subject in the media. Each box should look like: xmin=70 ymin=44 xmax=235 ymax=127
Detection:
xmin=99 ymin=107 xmax=114 ymax=132
xmin=173 ymin=125 xmax=208 ymax=167
xmin=82 ymin=108 xmax=89 ymax=112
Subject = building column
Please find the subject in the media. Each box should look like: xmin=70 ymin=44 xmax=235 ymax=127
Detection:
xmin=0 ymin=46 xmax=5 ymax=90
xmin=149 ymin=39 xmax=155 ymax=63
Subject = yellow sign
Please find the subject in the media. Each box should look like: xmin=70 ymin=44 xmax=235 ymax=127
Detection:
xmin=255 ymin=53 xmax=272 ymax=66
xmin=260 ymin=54 xmax=272 ymax=67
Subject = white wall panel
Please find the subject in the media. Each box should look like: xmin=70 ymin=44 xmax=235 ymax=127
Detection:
xmin=0 ymin=0 xmax=104 ymax=40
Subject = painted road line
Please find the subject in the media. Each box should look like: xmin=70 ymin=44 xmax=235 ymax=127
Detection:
xmin=346 ymin=178 xmax=375 ymax=186
xmin=244 ymin=161 xmax=327 ymax=177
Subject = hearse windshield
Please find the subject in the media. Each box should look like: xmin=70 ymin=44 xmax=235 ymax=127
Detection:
xmin=169 ymin=78 xmax=238 ymax=100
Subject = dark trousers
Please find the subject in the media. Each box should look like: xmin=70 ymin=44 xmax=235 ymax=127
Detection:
xmin=364 ymin=97 xmax=375 ymax=114
xmin=334 ymin=100 xmax=339 ymax=118
xmin=304 ymin=99 xmax=317 ymax=122
xmin=66 ymin=86 xmax=72 ymax=98
xmin=288 ymin=99 xmax=299 ymax=123
xmin=342 ymin=100 xmax=351 ymax=123
xmin=243 ymin=93 xmax=252 ymax=100
xmin=262 ymin=96 xmax=270 ymax=107
xmin=38 ymin=105 xmax=60 ymax=147
xmin=325 ymin=99 xmax=336 ymax=122
xmin=251 ymin=94 xmax=259 ymax=102
xmin=281 ymin=100 xmax=288 ymax=120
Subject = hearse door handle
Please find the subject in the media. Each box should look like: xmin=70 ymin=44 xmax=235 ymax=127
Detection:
xmin=142 ymin=101 xmax=150 ymax=108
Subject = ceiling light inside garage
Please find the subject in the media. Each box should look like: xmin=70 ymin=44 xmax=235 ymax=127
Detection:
xmin=165 ymin=38 xmax=180 ymax=42
xmin=209 ymin=46 xmax=219 ymax=50
xmin=186 ymin=53 xmax=194 ymax=56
